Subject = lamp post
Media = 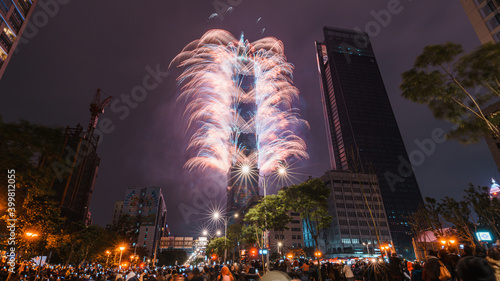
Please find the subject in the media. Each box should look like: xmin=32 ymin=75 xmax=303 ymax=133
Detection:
xmin=314 ymin=250 xmax=322 ymax=260
xmin=241 ymin=163 xmax=287 ymax=274
xmin=362 ymin=242 xmax=371 ymax=256
xmin=106 ymin=251 xmax=111 ymax=268
xmin=213 ymin=212 xmax=239 ymax=264
xmin=25 ymin=232 xmax=40 ymax=268
xmin=118 ymin=246 xmax=125 ymax=268
xmin=381 ymin=246 xmax=389 ymax=260
xmin=440 ymin=238 xmax=459 ymax=253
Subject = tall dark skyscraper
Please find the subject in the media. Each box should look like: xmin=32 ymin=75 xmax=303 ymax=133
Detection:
xmin=315 ymin=26 xmax=424 ymax=256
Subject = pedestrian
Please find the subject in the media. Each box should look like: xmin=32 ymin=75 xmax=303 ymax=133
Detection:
xmin=410 ymin=263 xmax=422 ymax=281
xmin=456 ymin=255 xmax=495 ymax=281
xmin=486 ymin=246 xmax=500 ymax=281
xmin=388 ymin=253 xmax=403 ymax=281
xmin=300 ymin=261 xmax=310 ymax=281
xmin=422 ymin=250 xmax=440 ymax=281
xmin=342 ymin=263 xmax=354 ymax=281
xmin=216 ymin=267 xmax=233 ymax=281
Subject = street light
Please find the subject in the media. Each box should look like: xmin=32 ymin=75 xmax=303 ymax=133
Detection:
xmin=440 ymin=238 xmax=459 ymax=252
xmin=202 ymin=230 xmax=208 ymax=236
xmin=314 ymin=250 xmax=322 ymax=259
xmin=118 ymin=246 xmax=125 ymax=268
xmin=362 ymin=241 xmax=371 ymax=256
xmin=277 ymin=242 xmax=283 ymax=256
xmin=26 ymin=232 xmax=39 ymax=238
xmin=106 ymin=251 xmax=111 ymax=267
xmin=213 ymin=212 xmax=239 ymax=264
xmin=242 ymin=163 xmax=288 ymax=274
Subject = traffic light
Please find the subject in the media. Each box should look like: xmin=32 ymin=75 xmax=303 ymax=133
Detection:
xmin=250 ymin=248 xmax=257 ymax=256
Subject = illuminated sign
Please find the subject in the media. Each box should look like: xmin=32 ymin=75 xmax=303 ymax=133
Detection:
xmin=476 ymin=232 xmax=493 ymax=241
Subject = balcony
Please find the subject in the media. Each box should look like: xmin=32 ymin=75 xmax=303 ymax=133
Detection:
xmin=0 ymin=32 xmax=12 ymax=51
xmin=16 ymin=0 xmax=31 ymax=17
xmin=9 ymin=10 xmax=23 ymax=34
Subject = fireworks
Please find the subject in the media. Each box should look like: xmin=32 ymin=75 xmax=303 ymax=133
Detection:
xmin=171 ymin=29 xmax=308 ymax=176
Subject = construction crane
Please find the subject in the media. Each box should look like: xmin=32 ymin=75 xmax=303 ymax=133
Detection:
xmin=87 ymin=88 xmax=113 ymax=136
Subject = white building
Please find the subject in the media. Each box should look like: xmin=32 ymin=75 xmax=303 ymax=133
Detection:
xmin=316 ymin=171 xmax=393 ymax=258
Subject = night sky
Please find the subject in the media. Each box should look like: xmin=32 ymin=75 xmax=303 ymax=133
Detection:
xmin=0 ymin=0 xmax=497 ymax=236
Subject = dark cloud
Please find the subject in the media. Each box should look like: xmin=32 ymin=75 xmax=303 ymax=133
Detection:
xmin=0 ymin=0 xmax=497 ymax=236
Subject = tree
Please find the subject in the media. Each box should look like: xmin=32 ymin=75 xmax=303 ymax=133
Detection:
xmin=206 ymin=237 xmax=228 ymax=260
xmin=423 ymin=197 xmax=447 ymax=239
xmin=281 ymin=178 xmax=332 ymax=252
xmin=464 ymin=184 xmax=500 ymax=237
xmin=400 ymin=42 xmax=500 ymax=144
xmin=407 ymin=207 xmax=432 ymax=260
xmin=244 ymin=193 xmax=291 ymax=250
xmin=438 ymin=197 xmax=478 ymax=250
xmin=0 ymin=117 xmax=65 ymax=256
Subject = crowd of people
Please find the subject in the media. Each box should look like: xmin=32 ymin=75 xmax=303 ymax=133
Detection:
xmin=2 ymin=246 xmax=500 ymax=281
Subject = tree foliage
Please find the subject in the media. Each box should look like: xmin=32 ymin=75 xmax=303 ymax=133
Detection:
xmin=281 ymin=178 xmax=332 ymax=250
xmin=413 ymin=184 xmax=500 ymax=254
xmin=0 ymin=117 xmax=65 ymax=255
xmin=400 ymin=42 xmax=500 ymax=143
xmin=205 ymin=237 xmax=228 ymax=259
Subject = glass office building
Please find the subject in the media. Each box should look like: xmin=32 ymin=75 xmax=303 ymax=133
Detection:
xmin=315 ymin=26 xmax=424 ymax=256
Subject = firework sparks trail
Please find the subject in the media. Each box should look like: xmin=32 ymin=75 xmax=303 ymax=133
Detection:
xmin=171 ymin=29 xmax=309 ymax=177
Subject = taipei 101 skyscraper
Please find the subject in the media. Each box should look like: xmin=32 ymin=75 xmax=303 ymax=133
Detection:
xmin=172 ymin=29 xmax=308 ymax=212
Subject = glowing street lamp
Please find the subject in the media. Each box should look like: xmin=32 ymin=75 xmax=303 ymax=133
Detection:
xmin=314 ymin=250 xmax=322 ymax=259
xmin=106 ymin=250 xmax=111 ymax=267
xmin=362 ymin=241 xmax=371 ymax=256
xmin=202 ymin=230 xmax=208 ymax=236
xmin=26 ymin=232 xmax=39 ymax=238
xmin=213 ymin=212 xmax=220 ymax=220
xmin=118 ymin=246 xmax=125 ymax=268
xmin=212 ymin=212 xmax=239 ymax=263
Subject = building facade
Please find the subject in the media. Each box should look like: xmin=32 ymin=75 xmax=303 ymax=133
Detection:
xmin=315 ymin=26 xmax=424 ymax=257
xmin=460 ymin=0 xmax=500 ymax=44
xmin=0 ymin=0 xmax=38 ymax=79
xmin=115 ymin=186 xmax=168 ymax=258
xmin=226 ymin=73 xmax=260 ymax=213
xmin=112 ymin=200 xmax=124 ymax=225
xmin=318 ymin=171 xmax=392 ymax=258
xmin=269 ymin=211 xmax=304 ymax=255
